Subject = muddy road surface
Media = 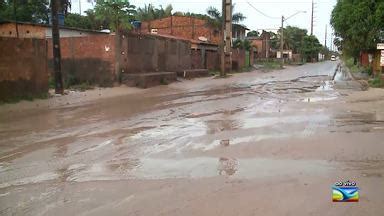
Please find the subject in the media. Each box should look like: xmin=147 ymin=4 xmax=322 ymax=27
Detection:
xmin=1 ymin=61 xmax=384 ymax=215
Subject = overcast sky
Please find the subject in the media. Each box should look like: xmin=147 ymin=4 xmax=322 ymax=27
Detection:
xmin=70 ymin=0 xmax=337 ymax=49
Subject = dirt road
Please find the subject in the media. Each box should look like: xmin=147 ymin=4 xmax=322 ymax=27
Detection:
xmin=1 ymin=61 xmax=384 ymax=215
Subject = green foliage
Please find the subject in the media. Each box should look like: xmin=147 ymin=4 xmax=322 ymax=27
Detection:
xmin=331 ymin=0 xmax=384 ymax=58
xmin=64 ymin=13 xmax=93 ymax=29
xmin=369 ymin=71 xmax=384 ymax=88
xmin=268 ymin=31 xmax=279 ymax=50
xmin=69 ymin=82 xmax=94 ymax=91
xmin=300 ymin=35 xmax=322 ymax=61
xmin=247 ymin=30 xmax=259 ymax=37
xmin=281 ymin=26 xmax=307 ymax=53
xmin=232 ymin=38 xmax=242 ymax=49
xmin=232 ymin=39 xmax=251 ymax=51
xmin=0 ymin=0 xmax=50 ymax=23
xmin=243 ymin=39 xmax=251 ymax=51
xmin=257 ymin=59 xmax=281 ymax=70
xmin=0 ymin=0 xmax=71 ymax=24
xmin=136 ymin=3 xmax=172 ymax=21
xmin=94 ymin=0 xmax=136 ymax=31
xmin=206 ymin=4 xmax=246 ymax=29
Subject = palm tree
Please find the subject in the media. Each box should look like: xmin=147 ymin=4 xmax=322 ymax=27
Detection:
xmin=136 ymin=4 xmax=172 ymax=21
xmin=206 ymin=4 xmax=246 ymax=29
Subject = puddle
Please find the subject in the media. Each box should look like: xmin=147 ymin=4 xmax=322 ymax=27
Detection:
xmin=65 ymin=157 xmax=334 ymax=181
xmin=0 ymin=172 xmax=58 ymax=189
xmin=301 ymin=96 xmax=338 ymax=103
xmin=316 ymin=80 xmax=334 ymax=91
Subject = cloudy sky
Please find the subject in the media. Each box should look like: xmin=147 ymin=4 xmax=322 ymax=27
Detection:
xmin=70 ymin=0 xmax=337 ymax=50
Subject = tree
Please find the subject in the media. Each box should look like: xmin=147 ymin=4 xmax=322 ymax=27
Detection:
xmin=247 ymin=30 xmax=259 ymax=37
xmin=232 ymin=39 xmax=252 ymax=51
xmin=281 ymin=26 xmax=307 ymax=53
xmin=94 ymin=0 xmax=136 ymax=31
xmin=206 ymin=4 xmax=246 ymax=29
xmin=300 ymin=35 xmax=322 ymax=62
xmin=331 ymin=0 xmax=384 ymax=61
xmin=64 ymin=13 xmax=93 ymax=29
xmin=0 ymin=0 xmax=50 ymax=23
xmin=136 ymin=4 xmax=172 ymax=21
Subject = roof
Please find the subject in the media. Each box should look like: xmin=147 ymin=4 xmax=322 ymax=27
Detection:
xmin=0 ymin=20 xmax=109 ymax=34
xmin=233 ymin=23 xmax=250 ymax=31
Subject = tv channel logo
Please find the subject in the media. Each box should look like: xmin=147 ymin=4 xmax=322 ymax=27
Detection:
xmin=332 ymin=180 xmax=359 ymax=202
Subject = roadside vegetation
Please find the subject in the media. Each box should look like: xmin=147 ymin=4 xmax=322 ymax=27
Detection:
xmin=0 ymin=92 xmax=49 ymax=105
xmin=331 ymin=0 xmax=384 ymax=88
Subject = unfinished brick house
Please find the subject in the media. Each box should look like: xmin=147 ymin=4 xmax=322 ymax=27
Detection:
xmin=140 ymin=15 xmax=221 ymax=45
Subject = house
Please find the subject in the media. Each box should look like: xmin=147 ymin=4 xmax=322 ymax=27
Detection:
xmin=140 ymin=15 xmax=221 ymax=45
xmin=0 ymin=21 xmax=109 ymax=39
xmin=277 ymin=50 xmax=293 ymax=60
xmin=232 ymin=24 xmax=249 ymax=41
xmin=247 ymin=31 xmax=271 ymax=58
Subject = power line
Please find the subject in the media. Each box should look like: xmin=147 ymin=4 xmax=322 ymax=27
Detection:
xmin=246 ymin=1 xmax=280 ymax=20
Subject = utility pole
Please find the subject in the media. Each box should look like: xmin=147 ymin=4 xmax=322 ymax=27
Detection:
xmin=79 ymin=0 xmax=82 ymax=15
xmin=280 ymin=15 xmax=284 ymax=68
xmin=220 ymin=0 xmax=232 ymax=77
xmin=310 ymin=0 xmax=314 ymax=35
xmin=51 ymin=0 xmax=64 ymax=94
xmin=324 ymin=24 xmax=327 ymax=48
xmin=220 ymin=0 xmax=225 ymax=76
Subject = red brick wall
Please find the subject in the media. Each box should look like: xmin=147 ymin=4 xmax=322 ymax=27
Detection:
xmin=47 ymin=35 xmax=116 ymax=86
xmin=0 ymin=23 xmax=46 ymax=38
xmin=0 ymin=37 xmax=48 ymax=101
xmin=141 ymin=16 xmax=221 ymax=45
xmin=232 ymin=48 xmax=246 ymax=70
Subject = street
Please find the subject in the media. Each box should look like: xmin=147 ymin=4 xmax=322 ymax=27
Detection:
xmin=1 ymin=61 xmax=384 ymax=215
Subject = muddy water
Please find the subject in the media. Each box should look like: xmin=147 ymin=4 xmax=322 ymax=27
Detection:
xmin=1 ymin=61 xmax=384 ymax=215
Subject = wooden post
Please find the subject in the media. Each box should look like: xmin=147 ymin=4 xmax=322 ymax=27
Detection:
xmin=51 ymin=0 xmax=64 ymax=94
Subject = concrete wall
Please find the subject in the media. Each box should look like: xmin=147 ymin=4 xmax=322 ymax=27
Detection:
xmin=141 ymin=16 xmax=221 ymax=45
xmin=0 ymin=37 xmax=48 ymax=101
xmin=120 ymin=33 xmax=191 ymax=73
xmin=191 ymin=48 xmax=220 ymax=71
xmin=47 ymin=35 xmax=116 ymax=86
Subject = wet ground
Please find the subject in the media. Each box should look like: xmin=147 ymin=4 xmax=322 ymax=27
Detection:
xmin=1 ymin=61 xmax=384 ymax=215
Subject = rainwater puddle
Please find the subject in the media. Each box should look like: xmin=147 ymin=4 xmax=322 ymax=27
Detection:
xmin=67 ymin=157 xmax=334 ymax=181
xmin=316 ymin=80 xmax=334 ymax=91
xmin=301 ymin=96 xmax=338 ymax=103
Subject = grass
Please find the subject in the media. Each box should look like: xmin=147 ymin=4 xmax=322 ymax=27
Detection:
xmin=344 ymin=57 xmax=372 ymax=75
xmin=160 ymin=78 xmax=169 ymax=85
xmin=240 ymin=66 xmax=253 ymax=72
xmin=0 ymin=92 xmax=49 ymax=105
xmin=69 ymin=82 xmax=94 ymax=92
xmin=368 ymin=71 xmax=384 ymax=88
xmin=257 ymin=60 xmax=282 ymax=70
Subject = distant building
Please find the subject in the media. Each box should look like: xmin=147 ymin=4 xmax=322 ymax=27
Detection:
xmin=232 ymin=24 xmax=249 ymax=41
xmin=247 ymin=31 xmax=271 ymax=58
xmin=0 ymin=21 xmax=109 ymax=39
xmin=277 ymin=50 xmax=293 ymax=60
